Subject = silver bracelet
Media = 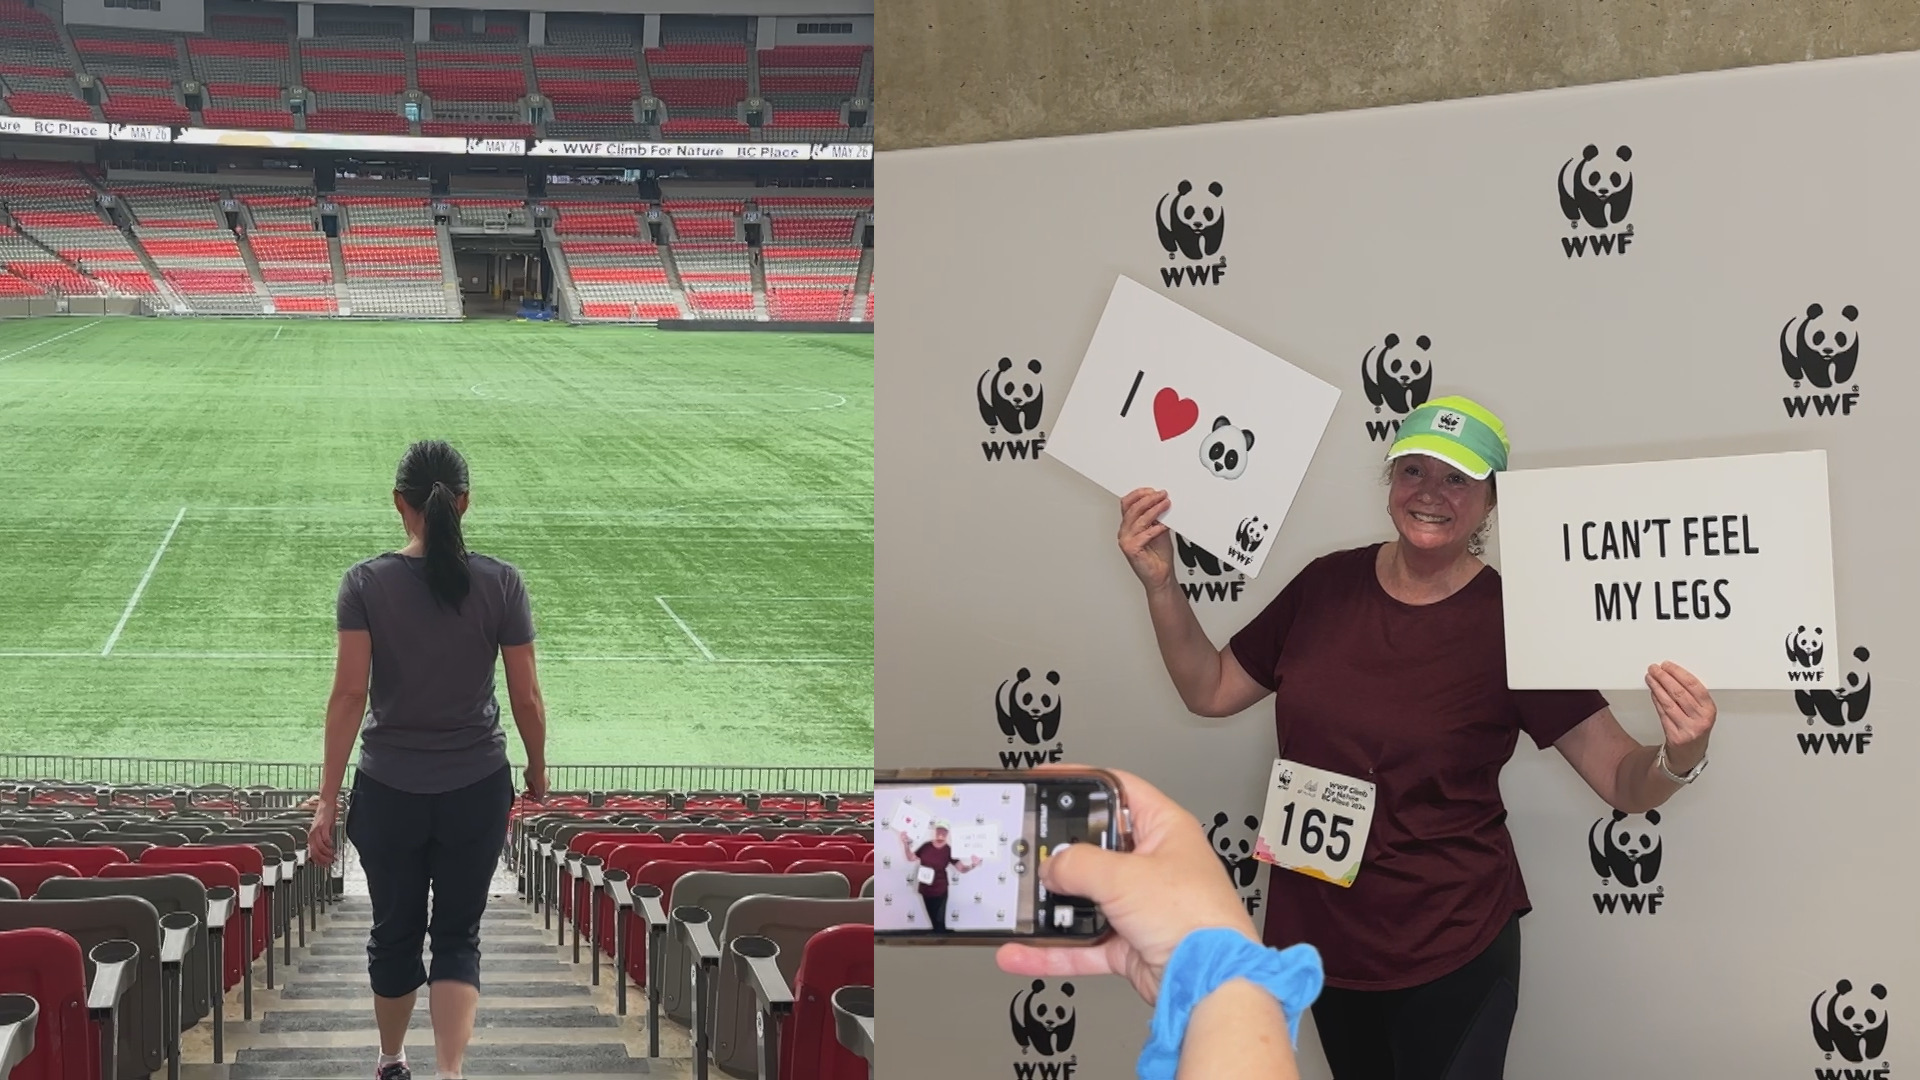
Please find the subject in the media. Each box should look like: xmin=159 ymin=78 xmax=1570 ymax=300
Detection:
xmin=1655 ymin=742 xmax=1707 ymax=785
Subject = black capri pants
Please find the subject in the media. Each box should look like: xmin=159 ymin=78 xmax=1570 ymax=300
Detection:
xmin=1311 ymin=913 xmax=1522 ymax=1080
xmin=345 ymin=764 xmax=514 ymax=998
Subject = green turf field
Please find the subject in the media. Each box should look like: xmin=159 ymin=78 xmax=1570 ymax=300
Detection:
xmin=0 ymin=316 xmax=873 ymax=769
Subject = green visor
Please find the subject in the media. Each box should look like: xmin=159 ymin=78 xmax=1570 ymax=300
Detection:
xmin=1385 ymin=396 xmax=1510 ymax=479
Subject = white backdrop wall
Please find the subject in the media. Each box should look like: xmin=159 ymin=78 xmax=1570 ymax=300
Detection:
xmin=876 ymin=50 xmax=1917 ymax=1080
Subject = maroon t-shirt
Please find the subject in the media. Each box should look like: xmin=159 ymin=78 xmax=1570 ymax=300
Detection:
xmin=914 ymin=842 xmax=955 ymax=896
xmin=1229 ymin=544 xmax=1607 ymax=991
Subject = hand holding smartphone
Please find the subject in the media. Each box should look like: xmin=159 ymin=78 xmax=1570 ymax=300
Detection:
xmin=875 ymin=768 xmax=1132 ymax=945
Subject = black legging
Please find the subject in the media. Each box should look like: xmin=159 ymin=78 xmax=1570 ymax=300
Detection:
xmin=921 ymin=891 xmax=949 ymax=932
xmin=1310 ymin=914 xmax=1522 ymax=1080
xmin=346 ymin=765 xmax=514 ymax=997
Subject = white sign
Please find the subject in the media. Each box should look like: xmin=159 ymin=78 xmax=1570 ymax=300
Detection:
xmin=1496 ymin=450 xmax=1837 ymax=690
xmin=108 ymin=124 xmax=173 ymax=143
xmin=946 ymin=823 xmax=1000 ymax=862
xmin=1253 ymin=758 xmax=1375 ymax=888
xmin=465 ymin=137 xmax=527 ymax=156
xmin=175 ymin=128 xmax=467 ymax=154
xmin=529 ymin=140 xmax=808 ymax=160
xmin=1043 ymin=275 xmax=1341 ymax=579
xmin=0 ymin=116 xmax=107 ymax=140
xmin=812 ymin=142 xmax=874 ymax=161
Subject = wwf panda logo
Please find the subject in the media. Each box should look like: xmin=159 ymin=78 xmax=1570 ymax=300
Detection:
xmin=1558 ymin=144 xmax=1634 ymax=229
xmin=1234 ymin=516 xmax=1270 ymax=555
xmin=977 ymin=357 xmax=1044 ymax=435
xmin=1198 ymin=416 xmax=1255 ymax=480
xmin=1175 ymin=532 xmax=1226 ymax=577
xmin=1786 ymin=625 xmax=1825 ymax=668
xmin=1780 ymin=303 xmax=1861 ymax=390
xmin=1811 ymin=979 xmax=1889 ymax=1063
xmin=1360 ymin=333 xmax=1433 ymax=416
xmin=1587 ymin=808 xmax=1661 ymax=888
xmin=1155 ymin=179 xmax=1225 ymax=262
xmin=1798 ymin=646 xmax=1872 ymax=728
xmin=1010 ymin=979 xmax=1076 ymax=1056
xmin=995 ymin=668 xmax=1061 ymax=746
xmin=1208 ymin=812 xmax=1260 ymax=889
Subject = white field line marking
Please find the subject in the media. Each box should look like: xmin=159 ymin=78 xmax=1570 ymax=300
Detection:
xmin=101 ymin=506 xmax=187 ymax=656
xmin=273 ymin=326 xmax=282 ymax=341
xmin=654 ymin=596 xmax=716 ymax=661
xmin=0 ymin=320 xmax=98 ymax=363
xmin=0 ymin=650 xmax=866 ymax=664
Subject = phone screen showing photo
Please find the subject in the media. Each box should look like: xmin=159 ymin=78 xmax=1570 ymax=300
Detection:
xmin=874 ymin=778 xmax=1113 ymax=939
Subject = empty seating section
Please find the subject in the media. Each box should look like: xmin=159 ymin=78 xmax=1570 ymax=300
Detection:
xmin=562 ymin=239 xmax=682 ymax=322
xmin=300 ymin=38 xmax=407 ymax=135
xmin=193 ymin=27 xmax=295 ymax=132
xmin=760 ymin=194 xmax=868 ymax=321
xmin=759 ymin=45 xmax=867 ymax=142
xmin=533 ymin=18 xmax=644 ymax=139
xmin=0 ymin=778 xmax=871 ymax=1080
xmin=0 ymin=3 xmax=92 ymax=121
xmin=417 ymin=41 xmax=528 ymax=137
xmin=649 ymin=17 xmax=747 ymax=138
xmin=674 ymin=242 xmax=753 ymax=319
xmin=71 ymin=28 xmax=189 ymax=125
xmin=117 ymin=181 xmax=263 ymax=314
xmin=238 ymin=190 xmax=333 ymax=314
xmin=335 ymin=195 xmax=454 ymax=318
xmin=0 ymin=162 xmax=159 ymax=298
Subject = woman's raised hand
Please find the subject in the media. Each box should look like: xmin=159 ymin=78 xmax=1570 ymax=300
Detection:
xmin=1119 ymin=488 xmax=1177 ymax=591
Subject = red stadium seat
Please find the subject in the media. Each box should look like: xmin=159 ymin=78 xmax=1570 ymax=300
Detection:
xmin=140 ymin=845 xmax=269 ymax=959
xmin=100 ymin=861 xmax=245 ymax=989
xmin=619 ymin=856 xmax=769 ymax=982
xmin=0 ymin=846 xmax=126 ymax=877
xmin=784 ymin=860 xmax=873 ymax=897
xmin=0 ymin=863 xmax=80 ymax=898
xmin=783 ymin=924 xmax=874 ymax=1080
xmin=0 ymin=928 xmax=92 ymax=1080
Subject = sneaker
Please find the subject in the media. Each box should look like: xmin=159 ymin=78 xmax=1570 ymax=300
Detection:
xmin=376 ymin=1064 xmax=411 ymax=1080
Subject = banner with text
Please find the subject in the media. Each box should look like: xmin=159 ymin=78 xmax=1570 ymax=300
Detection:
xmin=1497 ymin=450 xmax=1837 ymax=689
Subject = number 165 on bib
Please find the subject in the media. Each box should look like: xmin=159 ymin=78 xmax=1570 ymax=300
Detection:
xmin=1253 ymin=758 xmax=1376 ymax=888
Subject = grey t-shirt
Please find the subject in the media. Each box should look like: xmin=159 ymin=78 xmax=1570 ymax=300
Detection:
xmin=336 ymin=552 xmax=534 ymax=794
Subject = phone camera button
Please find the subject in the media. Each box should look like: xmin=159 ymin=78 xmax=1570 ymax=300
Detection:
xmin=1012 ymin=839 xmax=1029 ymax=856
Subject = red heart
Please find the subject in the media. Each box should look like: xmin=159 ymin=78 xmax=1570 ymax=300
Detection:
xmin=1153 ymin=388 xmax=1199 ymax=441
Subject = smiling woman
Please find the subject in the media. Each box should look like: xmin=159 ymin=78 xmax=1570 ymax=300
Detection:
xmin=1113 ymin=393 xmax=1721 ymax=1078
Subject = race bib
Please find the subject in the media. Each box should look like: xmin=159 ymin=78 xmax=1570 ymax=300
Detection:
xmin=916 ymin=865 xmax=935 ymax=886
xmin=1253 ymin=758 xmax=1376 ymax=888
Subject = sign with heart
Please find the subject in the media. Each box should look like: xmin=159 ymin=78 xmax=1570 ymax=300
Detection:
xmin=1043 ymin=276 xmax=1341 ymax=578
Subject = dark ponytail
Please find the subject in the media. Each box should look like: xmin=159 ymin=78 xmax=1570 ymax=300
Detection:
xmin=395 ymin=440 xmax=471 ymax=610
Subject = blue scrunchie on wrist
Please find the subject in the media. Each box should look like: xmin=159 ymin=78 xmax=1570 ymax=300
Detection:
xmin=1137 ymin=928 xmax=1325 ymax=1080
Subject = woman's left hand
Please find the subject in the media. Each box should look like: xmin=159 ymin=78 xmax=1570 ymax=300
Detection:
xmin=1647 ymin=661 xmax=1716 ymax=770
xmin=308 ymin=799 xmax=339 ymax=867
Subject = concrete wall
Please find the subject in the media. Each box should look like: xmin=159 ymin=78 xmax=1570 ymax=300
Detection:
xmin=876 ymin=0 xmax=1920 ymax=150
xmin=65 ymin=0 xmax=206 ymax=33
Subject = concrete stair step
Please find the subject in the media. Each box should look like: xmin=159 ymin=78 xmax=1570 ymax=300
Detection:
xmin=276 ymin=980 xmax=593 ymax=1000
xmin=258 ymin=1006 xmax=618 ymax=1034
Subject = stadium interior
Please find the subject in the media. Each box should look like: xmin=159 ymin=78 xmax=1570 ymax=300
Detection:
xmin=0 ymin=1 xmax=875 ymax=1076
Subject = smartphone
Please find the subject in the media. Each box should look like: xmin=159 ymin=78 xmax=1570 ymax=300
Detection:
xmin=874 ymin=767 xmax=1132 ymax=946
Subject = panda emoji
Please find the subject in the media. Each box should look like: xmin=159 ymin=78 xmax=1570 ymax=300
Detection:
xmin=1786 ymin=625 xmax=1825 ymax=668
xmin=1586 ymin=808 xmax=1662 ymax=888
xmin=1175 ymin=532 xmax=1226 ymax=577
xmin=1779 ymin=303 xmax=1861 ymax=389
xmin=1235 ymin=516 xmax=1270 ymax=555
xmin=1558 ymin=144 xmax=1634 ymax=230
xmin=1812 ymin=979 xmax=1889 ymax=1063
xmin=995 ymin=668 xmax=1062 ymax=746
xmin=1360 ymin=333 xmax=1434 ymax=415
xmin=1010 ymin=978 xmax=1077 ymax=1056
xmin=1797 ymin=646 xmax=1872 ymax=728
xmin=1199 ymin=416 xmax=1255 ymax=480
xmin=1155 ymin=179 xmax=1225 ymax=262
xmin=976 ymin=357 xmax=1044 ymax=435
xmin=1207 ymin=812 xmax=1262 ymax=890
